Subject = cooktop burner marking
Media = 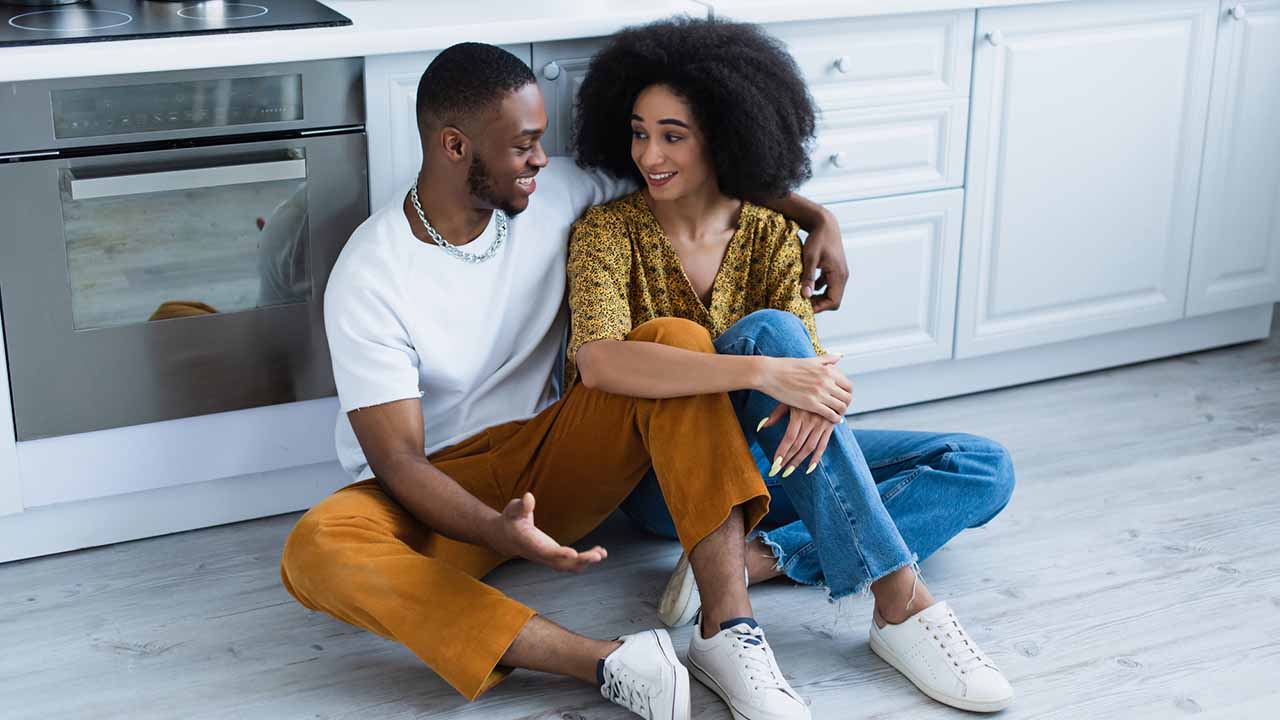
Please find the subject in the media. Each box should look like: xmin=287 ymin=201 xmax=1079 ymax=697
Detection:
xmin=9 ymin=9 xmax=134 ymax=33
xmin=177 ymin=3 xmax=270 ymax=21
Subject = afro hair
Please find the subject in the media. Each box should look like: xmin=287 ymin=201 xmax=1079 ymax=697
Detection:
xmin=573 ymin=17 xmax=818 ymax=202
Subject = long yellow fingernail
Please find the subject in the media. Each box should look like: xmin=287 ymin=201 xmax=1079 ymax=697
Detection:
xmin=769 ymin=457 xmax=783 ymax=477
xmin=782 ymin=465 xmax=797 ymax=478
xmin=806 ymin=462 xmax=818 ymax=475
xmin=756 ymin=417 xmax=768 ymax=432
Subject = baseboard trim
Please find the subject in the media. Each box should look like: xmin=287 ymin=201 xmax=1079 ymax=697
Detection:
xmin=0 ymin=461 xmax=349 ymax=564
xmin=846 ymin=303 xmax=1274 ymax=414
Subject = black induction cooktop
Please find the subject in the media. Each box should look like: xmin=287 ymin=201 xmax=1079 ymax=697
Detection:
xmin=0 ymin=0 xmax=350 ymax=48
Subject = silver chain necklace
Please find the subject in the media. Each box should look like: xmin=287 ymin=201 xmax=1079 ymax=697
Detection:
xmin=409 ymin=183 xmax=508 ymax=264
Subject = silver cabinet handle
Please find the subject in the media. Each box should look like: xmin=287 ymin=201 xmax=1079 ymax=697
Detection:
xmin=835 ymin=55 xmax=852 ymax=74
xmin=830 ymin=151 xmax=848 ymax=168
xmin=70 ymin=159 xmax=306 ymax=201
xmin=1230 ymin=3 xmax=1246 ymax=20
xmin=987 ymin=30 xmax=1004 ymax=46
xmin=542 ymin=61 xmax=562 ymax=81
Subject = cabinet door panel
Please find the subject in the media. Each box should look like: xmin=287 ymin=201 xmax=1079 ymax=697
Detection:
xmin=1186 ymin=0 xmax=1280 ymax=316
xmin=816 ymin=190 xmax=964 ymax=375
xmin=957 ymin=0 xmax=1218 ymax=358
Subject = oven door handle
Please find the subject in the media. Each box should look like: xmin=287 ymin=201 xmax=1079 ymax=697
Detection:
xmin=69 ymin=158 xmax=307 ymax=201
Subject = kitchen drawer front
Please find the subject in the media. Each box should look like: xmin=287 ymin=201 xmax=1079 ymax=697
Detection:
xmin=814 ymin=188 xmax=964 ymax=375
xmin=800 ymin=98 xmax=968 ymax=204
xmin=766 ymin=10 xmax=974 ymax=111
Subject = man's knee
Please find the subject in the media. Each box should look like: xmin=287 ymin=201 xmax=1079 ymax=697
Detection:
xmin=722 ymin=309 xmax=813 ymax=358
xmin=280 ymin=511 xmax=361 ymax=604
xmin=628 ymin=317 xmax=714 ymax=352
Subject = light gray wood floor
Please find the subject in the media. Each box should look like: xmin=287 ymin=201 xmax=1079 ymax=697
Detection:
xmin=3 ymin=307 xmax=1279 ymax=719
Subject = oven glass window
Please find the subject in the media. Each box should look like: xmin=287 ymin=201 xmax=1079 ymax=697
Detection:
xmin=60 ymin=149 xmax=312 ymax=330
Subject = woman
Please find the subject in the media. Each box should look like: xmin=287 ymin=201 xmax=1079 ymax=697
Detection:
xmin=567 ymin=17 xmax=1017 ymax=715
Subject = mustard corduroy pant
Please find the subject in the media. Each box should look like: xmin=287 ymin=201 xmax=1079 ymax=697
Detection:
xmin=280 ymin=317 xmax=770 ymax=700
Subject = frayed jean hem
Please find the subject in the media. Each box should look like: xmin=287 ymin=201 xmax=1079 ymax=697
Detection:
xmin=750 ymin=529 xmax=919 ymax=604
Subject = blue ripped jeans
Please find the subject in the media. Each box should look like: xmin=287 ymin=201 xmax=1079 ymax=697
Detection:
xmin=620 ymin=309 xmax=1016 ymax=601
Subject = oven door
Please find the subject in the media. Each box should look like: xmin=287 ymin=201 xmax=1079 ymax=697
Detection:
xmin=0 ymin=131 xmax=367 ymax=440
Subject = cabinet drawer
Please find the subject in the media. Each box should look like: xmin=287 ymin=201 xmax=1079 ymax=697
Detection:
xmin=800 ymin=98 xmax=967 ymax=204
xmin=766 ymin=11 xmax=974 ymax=110
xmin=814 ymin=188 xmax=964 ymax=375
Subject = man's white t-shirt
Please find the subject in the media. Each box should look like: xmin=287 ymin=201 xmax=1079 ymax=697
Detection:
xmin=324 ymin=161 xmax=632 ymax=481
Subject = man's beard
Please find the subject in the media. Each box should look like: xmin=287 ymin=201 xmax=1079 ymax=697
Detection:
xmin=468 ymin=153 xmax=526 ymax=216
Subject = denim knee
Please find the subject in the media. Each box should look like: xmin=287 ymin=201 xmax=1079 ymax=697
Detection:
xmin=951 ymin=434 xmax=1015 ymax=527
xmin=725 ymin=309 xmax=813 ymax=358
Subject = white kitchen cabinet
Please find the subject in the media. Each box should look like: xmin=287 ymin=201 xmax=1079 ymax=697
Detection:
xmin=531 ymin=37 xmax=610 ymax=157
xmin=1185 ymin=0 xmax=1280 ymax=317
xmin=364 ymin=45 xmax=534 ymax=211
xmin=956 ymin=0 xmax=1219 ymax=359
xmin=815 ymin=189 xmax=964 ymax=375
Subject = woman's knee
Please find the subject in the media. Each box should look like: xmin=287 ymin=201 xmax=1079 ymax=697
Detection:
xmin=949 ymin=434 xmax=1015 ymax=526
xmin=720 ymin=309 xmax=813 ymax=358
xmin=628 ymin=317 xmax=715 ymax=352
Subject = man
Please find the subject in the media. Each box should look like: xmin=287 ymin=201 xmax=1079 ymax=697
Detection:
xmin=279 ymin=43 xmax=849 ymax=720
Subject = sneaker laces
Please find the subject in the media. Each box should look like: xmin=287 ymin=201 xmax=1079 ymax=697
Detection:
xmin=924 ymin=610 xmax=989 ymax=675
xmin=729 ymin=626 xmax=791 ymax=693
xmin=600 ymin=662 xmax=652 ymax=716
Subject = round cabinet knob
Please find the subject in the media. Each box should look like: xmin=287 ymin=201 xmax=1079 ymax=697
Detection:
xmin=542 ymin=61 xmax=562 ymax=81
xmin=986 ymin=29 xmax=1004 ymax=46
xmin=834 ymin=55 xmax=852 ymax=74
xmin=1230 ymin=3 xmax=1246 ymax=20
xmin=830 ymin=151 xmax=848 ymax=169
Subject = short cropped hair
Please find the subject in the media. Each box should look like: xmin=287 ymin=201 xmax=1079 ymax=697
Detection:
xmin=573 ymin=17 xmax=817 ymax=201
xmin=415 ymin=42 xmax=537 ymax=132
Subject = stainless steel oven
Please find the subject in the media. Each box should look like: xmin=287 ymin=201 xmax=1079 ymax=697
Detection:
xmin=0 ymin=58 xmax=367 ymax=440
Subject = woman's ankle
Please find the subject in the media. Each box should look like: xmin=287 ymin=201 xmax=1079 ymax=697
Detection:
xmin=744 ymin=536 xmax=782 ymax=585
xmin=872 ymin=566 xmax=935 ymax=625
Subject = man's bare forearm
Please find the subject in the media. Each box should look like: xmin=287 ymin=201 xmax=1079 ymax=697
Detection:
xmin=577 ymin=339 xmax=767 ymax=398
xmin=760 ymin=192 xmax=835 ymax=233
xmin=375 ymin=454 xmax=502 ymax=548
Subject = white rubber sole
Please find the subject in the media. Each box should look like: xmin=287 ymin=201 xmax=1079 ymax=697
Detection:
xmin=868 ymin=627 xmax=1013 ymax=713
xmin=649 ymin=629 xmax=692 ymax=720
xmin=687 ymin=656 xmax=753 ymax=720
xmin=657 ymin=554 xmax=700 ymax=628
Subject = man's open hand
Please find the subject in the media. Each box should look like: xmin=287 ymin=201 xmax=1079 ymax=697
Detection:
xmin=488 ymin=493 xmax=607 ymax=573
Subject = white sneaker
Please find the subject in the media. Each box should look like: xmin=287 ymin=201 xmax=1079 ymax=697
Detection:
xmin=600 ymin=629 xmax=691 ymax=720
xmin=869 ymin=601 xmax=1014 ymax=713
xmin=687 ymin=618 xmax=811 ymax=720
xmin=657 ymin=553 xmax=749 ymax=628
xmin=658 ymin=553 xmax=700 ymax=627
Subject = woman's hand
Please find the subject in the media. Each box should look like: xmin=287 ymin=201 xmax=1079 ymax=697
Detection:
xmin=760 ymin=407 xmax=837 ymax=477
xmin=757 ymin=355 xmax=852 ymax=423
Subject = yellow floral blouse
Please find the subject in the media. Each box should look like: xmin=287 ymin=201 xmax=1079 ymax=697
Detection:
xmin=565 ymin=191 xmax=824 ymax=388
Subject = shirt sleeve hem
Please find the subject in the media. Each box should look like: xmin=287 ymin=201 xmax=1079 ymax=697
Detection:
xmin=338 ymin=389 xmax=424 ymax=414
